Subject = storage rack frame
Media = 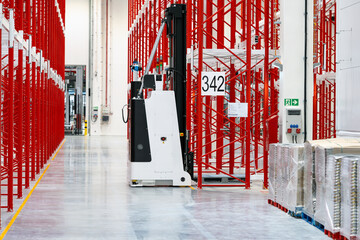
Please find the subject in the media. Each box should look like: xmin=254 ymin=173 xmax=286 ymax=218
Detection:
xmin=128 ymin=0 xmax=281 ymax=189
xmin=0 ymin=0 xmax=65 ymax=226
xmin=313 ymin=0 xmax=336 ymax=140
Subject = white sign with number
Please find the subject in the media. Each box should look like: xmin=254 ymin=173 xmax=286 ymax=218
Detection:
xmin=201 ymin=72 xmax=226 ymax=96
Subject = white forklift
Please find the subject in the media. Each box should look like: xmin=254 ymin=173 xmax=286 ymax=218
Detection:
xmin=128 ymin=4 xmax=193 ymax=187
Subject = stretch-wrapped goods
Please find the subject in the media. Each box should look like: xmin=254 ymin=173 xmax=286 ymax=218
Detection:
xmin=314 ymin=142 xmax=344 ymax=225
xmin=269 ymin=143 xmax=304 ymax=212
xmin=341 ymin=156 xmax=360 ymax=239
xmin=281 ymin=145 xmax=291 ymax=207
xmin=282 ymin=146 xmax=291 ymax=209
xmin=315 ymin=143 xmax=360 ymax=225
xmin=276 ymin=145 xmax=285 ymax=206
xmin=323 ymin=155 xmax=343 ymax=233
xmin=358 ymin=160 xmax=360 ymax=240
xmin=304 ymin=139 xmax=360 ymax=217
xmin=271 ymin=144 xmax=291 ymax=206
xmin=284 ymin=144 xmax=304 ymax=213
xmin=268 ymin=144 xmax=279 ymax=202
xmin=304 ymin=140 xmax=327 ymax=216
xmin=279 ymin=144 xmax=293 ymax=207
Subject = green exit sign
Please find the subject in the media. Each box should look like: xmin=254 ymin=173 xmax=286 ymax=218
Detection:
xmin=284 ymin=98 xmax=299 ymax=106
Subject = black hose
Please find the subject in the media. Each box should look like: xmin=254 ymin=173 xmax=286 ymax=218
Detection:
xmin=122 ymin=104 xmax=129 ymax=123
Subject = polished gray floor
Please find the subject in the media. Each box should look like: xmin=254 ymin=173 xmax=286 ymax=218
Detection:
xmin=2 ymin=136 xmax=328 ymax=239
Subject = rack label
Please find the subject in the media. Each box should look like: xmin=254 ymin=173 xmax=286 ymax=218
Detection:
xmin=228 ymin=102 xmax=248 ymax=118
xmin=201 ymin=72 xmax=226 ymax=96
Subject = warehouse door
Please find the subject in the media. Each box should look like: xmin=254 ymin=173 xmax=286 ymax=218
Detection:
xmin=65 ymin=65 xmax=86 ymax=135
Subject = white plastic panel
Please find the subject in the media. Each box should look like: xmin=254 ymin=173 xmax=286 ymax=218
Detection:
xmin=129 ymin=91 xmax=191 ymax=186
xmin=336 ymin=0 xmax=360 ymax=135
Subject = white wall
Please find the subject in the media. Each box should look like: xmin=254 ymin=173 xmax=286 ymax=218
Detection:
xmin=336 ymin=0 xmax=360 ymax=137
xmin=65 ymin=0 xmax=90 ymax=124
xmin=66 ymin=0 xmax=128 ymax=136
xmin=65 ymin=0 xmax=89 ymax=76
xmin=90 ymin=0 xmax=128 ymax=136
xmin=104 ymin=0 xmax=128 ymax=136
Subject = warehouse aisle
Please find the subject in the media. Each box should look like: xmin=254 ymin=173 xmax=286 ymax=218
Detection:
xmin=3 ymin=136 xmax=327 ymax=240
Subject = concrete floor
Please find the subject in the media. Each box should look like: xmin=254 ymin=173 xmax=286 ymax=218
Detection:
xmin=1 ymin=136 xmax=328 ymax=239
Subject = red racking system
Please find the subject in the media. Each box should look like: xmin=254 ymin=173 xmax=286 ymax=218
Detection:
xmin=128 ymin=0 xmax=280 ymax=189
xmin=313 ymin=0 xmax=336 ymax=140
xmin=187 ymin=0 xmax=280 ymax=189
xmin=0 ymin=0 xmax=65 ymax=226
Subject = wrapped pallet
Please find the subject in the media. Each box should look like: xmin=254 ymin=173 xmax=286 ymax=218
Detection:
xmin=358 ymin=162 xmax=360 ymax=240
xmin=304 ymin=140 xmax=327 ymax=217
xmin=281 ymin=145 xmax=291 ymax=208
xmin=330 ymin=138 xmax=360 ymax=144
xmin=281 ymin=145 xmax=289 ymax=208
xmin=277 ymin=144 xmax=292 ymax=207
xmin=284 ymin=144 xmax=304 ymax=214
xmin=341 ymin=156 xmax=360 ymax=240
xmin=276 ymin=144 xmax=285 ymax=206
xmin=268 ymin=144 xmax=279 ymax=202
xmin=314 ymin=142 xmax=344 ymax=225
xmin=315 ymin=143 xmax=360 ymax=225
xmin=323 ymin=155 xmax=343 ymax=235
xmin=304 ymin=139 xmax=360 ymax=217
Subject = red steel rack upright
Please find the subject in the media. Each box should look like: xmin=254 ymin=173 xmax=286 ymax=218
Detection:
xmin=313 ymin=0 xmax=336 ymax=140
xmin=128 ymin=0 xmax=280 ymax=189
xmin=187 ymin=0 xmax=280 ymax=189
xmin=0 ymin=0 xmax=65 ymax=227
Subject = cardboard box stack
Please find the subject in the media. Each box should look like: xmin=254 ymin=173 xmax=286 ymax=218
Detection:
xmin=304 ymin=140 xmax=325 ymax=217
xmin=358 ymin=161 xmax=360 ymax=240
xmin=340 ymin=156 xmax=360 ymax=239
xmin=303 ymin=139 xmax=360 ymax=218
xmin=268 ymin=144 xmax=279 ymax=202
xmin=268 ymin=137 xmax=360 ymax=238
xmin=269 ymin=143 xmax=304 ymax=212
xmin=284 ymin=144 xmax=305 ymax=214
xmin=275 ymin=144 xmax=285 ymax=207
xmin=323 ymin=155 xmax=343 ymax=235
xmin=314 ymin=143 xmax=360 ymax=225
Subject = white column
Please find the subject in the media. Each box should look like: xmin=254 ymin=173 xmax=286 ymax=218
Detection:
xmin=279 ymin=0 xmax=313 ymax=143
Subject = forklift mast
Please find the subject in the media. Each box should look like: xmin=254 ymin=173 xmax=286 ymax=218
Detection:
xmin=165 ymin=4 xmax=193 ymax=178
